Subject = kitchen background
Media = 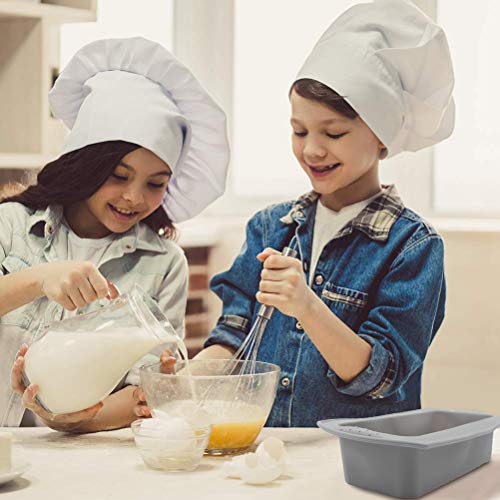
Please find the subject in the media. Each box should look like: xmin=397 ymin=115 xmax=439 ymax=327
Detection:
xmin=0 ymin=0 xmax=498 ymax=414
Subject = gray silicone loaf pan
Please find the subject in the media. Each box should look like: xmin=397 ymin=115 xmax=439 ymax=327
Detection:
xmin=318 ymin=409 xmax=500 ymax=498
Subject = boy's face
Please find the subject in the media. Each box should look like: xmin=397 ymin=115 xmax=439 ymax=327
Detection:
xmin=70 ymin=148 xmax=171 ymax=238
xmin=290 ymin=90 xmax=385 ymax=206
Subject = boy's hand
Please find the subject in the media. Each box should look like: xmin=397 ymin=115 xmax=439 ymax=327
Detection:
xmin=256 ymin=247 xmax=314 ymax=318
xmin=132 ymin=350 xmax=176 ymax=418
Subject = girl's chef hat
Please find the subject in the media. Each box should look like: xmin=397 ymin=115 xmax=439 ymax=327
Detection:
xmin=49 ymin=37 xmax=229 ymax=222
xmin=295 ymin=0 xmax=455 ymax=158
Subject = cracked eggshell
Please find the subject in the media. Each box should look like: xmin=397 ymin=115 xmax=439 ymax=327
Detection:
xmin=222 ymin=453 xmax=249 ymax=479
xmin=256 ymin=437 xmax=287 ymax=465
xmin=239 ymin=454 xmax=284 ymax=485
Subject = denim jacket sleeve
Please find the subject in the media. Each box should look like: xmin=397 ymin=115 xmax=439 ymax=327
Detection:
xmin=328 ymin=234 xmax=446 ymax=399
xmin=203 ymin=212 xmax=265 ymax=352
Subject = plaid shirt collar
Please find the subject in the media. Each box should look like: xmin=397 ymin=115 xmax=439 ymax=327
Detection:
xmin=280 ymin=184 xmax=405 ymax=242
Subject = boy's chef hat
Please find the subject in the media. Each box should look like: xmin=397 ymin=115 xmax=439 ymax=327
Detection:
xmin=295 ymin=0 xmax=455 ymax=158
xmin=49 ymin=37 xmax=229 ymax=222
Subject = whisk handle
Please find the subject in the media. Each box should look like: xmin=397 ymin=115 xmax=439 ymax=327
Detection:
xmin=257 ymin=246 xmax=298 ymax=319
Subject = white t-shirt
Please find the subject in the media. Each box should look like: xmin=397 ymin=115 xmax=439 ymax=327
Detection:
xmin=309 ymin=192 xmax=381 ymax=285
xmin=59 ymin=227 xmax=117 ymax=320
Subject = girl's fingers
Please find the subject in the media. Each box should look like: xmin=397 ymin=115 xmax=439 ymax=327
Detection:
xmin=16 ymin=344 xmax=29 ymax=357
xmin=132 ymin=387 xmax=146 ymax=403
xmin=87 ymin=269 xmax=110 ymax=300
xmin=160 ymin=353 xmax=176 ymax=374
xmin=134 ymin=403 xmax=151 ymax=418
xmin=79 ymin=278 xmax=99 ymax=304
xmin=67 ymin=285 xmax=87 ymax=309
xmin=106 ymin=281 xmax=120 ymax=300
xmin=22 ymin=385 xmax=49 ymax=419
xmin=57 ymin=293 xmax=78 ymax=311
xmin=11 ymin=356 xmax=26 ymax=394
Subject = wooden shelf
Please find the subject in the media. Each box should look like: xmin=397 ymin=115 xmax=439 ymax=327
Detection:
xmin=0 ymin=1 xmax=96 ymax=22
xmin=188 ymin=265 xmax=209 ymax=274
xmin=185 ymin=312 xmax=210 ymax=327
xmin=187 ymin=290 xmax=209 ymax=300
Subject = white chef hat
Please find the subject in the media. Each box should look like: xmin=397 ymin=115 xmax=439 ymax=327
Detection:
xmin=49 ymin=37 xmax=229 ymax=222
xmin=295 ymin=0 xmax=455 ymax=158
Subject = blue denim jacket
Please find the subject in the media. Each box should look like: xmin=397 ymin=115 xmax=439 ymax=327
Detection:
xmin=204 ymin=185 xmax=446 ymax=427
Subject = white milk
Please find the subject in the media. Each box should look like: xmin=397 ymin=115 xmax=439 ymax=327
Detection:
xmin=24 ymin=328 xmax=174 ymax=414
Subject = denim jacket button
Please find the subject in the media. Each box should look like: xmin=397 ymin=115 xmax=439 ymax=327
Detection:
xmin=281 ymin=377 xmax=291 ymax=387
xmin=295 ymin=321 xmax=303 ymax=330
xmin=314 ymin=275 xmax=324 ymax=286
xmin=295 ymin=211 xmax=304 ymax=218
xmin=303 ymin=261 xmax=308 ymax=272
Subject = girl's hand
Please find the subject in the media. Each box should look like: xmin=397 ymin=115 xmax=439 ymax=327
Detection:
xmin=36 ymin=261 xmax=119 ymax=311
xmin=11 ymin=344 xmax=103 ymax=432
xmin=256 ymin=247 xmax=314 ymax=318
xmin=132 ymin=350 xmax=176 ymax=418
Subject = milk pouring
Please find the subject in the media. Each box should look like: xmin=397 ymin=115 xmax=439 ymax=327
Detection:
xmin=23 ymin=285 xmax=180 ymax=414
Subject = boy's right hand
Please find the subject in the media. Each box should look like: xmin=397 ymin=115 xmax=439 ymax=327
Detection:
xmin=133 ymin=350 xmax=176 ymax=418
xmin=36 ymin=261 xmax=119 ymax=311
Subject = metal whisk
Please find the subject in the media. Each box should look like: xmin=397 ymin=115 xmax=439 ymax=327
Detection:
xmin=194 ymin=246 xmax=298 ymax=412
xmin=220 ymin=245 xmax=298 ymax=377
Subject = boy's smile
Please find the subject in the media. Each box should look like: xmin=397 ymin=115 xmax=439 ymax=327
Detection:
xmin=290 ymin=90 xmax=385 ymax=210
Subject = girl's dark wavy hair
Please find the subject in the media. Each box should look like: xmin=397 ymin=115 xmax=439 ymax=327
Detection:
xmin=0 ymin=141 xmax=176 ymax=239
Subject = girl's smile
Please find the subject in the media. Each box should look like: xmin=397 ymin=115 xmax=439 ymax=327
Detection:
xmin=65 ymin=148 xmax=172 ymax=238
xmin=108 ymin=203 xmax=141 ymax=222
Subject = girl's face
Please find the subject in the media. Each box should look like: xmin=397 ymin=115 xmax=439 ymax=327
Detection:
xmin=69 ymin=148 xmax=171 ymax=238
xmin=290 ymin=89 xmax=385 ymax=209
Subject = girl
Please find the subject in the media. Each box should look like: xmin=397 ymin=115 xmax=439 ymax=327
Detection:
xmin=4 ymin=37 xmax=229 ymax=432
xmin=136 ymin=0 xmax=454 ymax=426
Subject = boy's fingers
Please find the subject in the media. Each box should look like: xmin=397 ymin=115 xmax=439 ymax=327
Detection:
xmin=262 ymin=255 xmax=294 ymax=270
xmin=256 ymin=247 xmax=281 ymax=262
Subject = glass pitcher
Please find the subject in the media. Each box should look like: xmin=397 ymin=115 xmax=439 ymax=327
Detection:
xmin=22 ymin=284 xmax=181 ymax=415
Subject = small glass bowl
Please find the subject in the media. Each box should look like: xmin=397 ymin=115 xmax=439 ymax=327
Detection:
xmin=131 ymin=419 xmax=211 ymax=472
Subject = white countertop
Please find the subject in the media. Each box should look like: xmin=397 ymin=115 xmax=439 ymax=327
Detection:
xmin=1 ymin=428 xmax=500 ymax=499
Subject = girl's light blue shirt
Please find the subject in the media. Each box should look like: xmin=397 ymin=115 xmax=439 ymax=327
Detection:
xmin=0 ymin=202 xmax=188 ymax=426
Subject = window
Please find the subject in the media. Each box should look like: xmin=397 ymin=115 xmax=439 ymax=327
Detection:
xmin=434 ymin=0 xmax=500 ymax=216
